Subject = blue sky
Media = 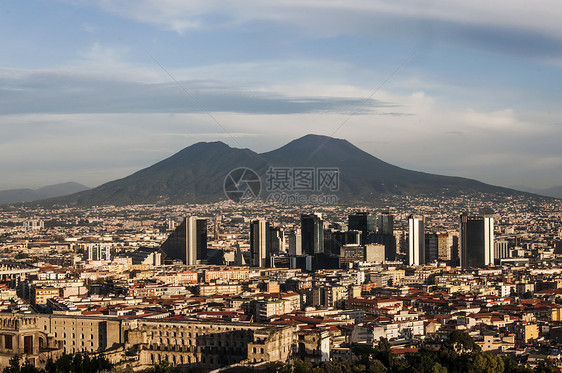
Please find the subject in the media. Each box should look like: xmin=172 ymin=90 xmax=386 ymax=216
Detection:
xmin=2 ymin=0 xmax=562 ymax=191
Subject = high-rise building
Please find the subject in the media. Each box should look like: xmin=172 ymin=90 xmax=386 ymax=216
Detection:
xmin=161 ymin=217 xmax=207 ymax=265
xmin=325 ymin=229 xmax=361 ymax=255
xmin=213 ymin=215 xmax=221 ymax=240
xmin=287 ymin=229 xmax=302 ymax=256
xmin=437 ymin=233 xmax=451 ymax=261
xmin=269 ymin=226 xmax=285 ymax=254
xmin=301 ymin=213 xmax=324 ymax=256
xmin=377 ymin=211 xmax=394 ymax=235
xmin=408 ymin=215 xmax=425 ymax=265
xmin=348 ymin=212 xmax=376 ymax=244
xmin=250 ymin=219 xmax=271 ymax=267
xmin=366 ymin=233 xmax=396 ymax=261
xmin=362 ymin=211 xmax=396 ymax=261
xmin=460 ymin=214 xmax=494 ymax=268
xmin=424 ymin=234 xmax=439 ymax=263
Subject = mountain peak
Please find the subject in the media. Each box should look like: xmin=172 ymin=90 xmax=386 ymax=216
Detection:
xmin=37 ymin=134 xmax=526 ymax=207
xmin=287 ymin=134 xmax=349 ymax=148
xmin=260 ymin=133 xmax=376 ymax=167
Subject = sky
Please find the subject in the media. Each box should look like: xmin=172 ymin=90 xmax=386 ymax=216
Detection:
xmin=2 ymin=0 xmax=562 ymax=191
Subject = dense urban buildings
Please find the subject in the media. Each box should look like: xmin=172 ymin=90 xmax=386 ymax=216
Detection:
xmin=0 ymin=193 xmax=561 ymax=371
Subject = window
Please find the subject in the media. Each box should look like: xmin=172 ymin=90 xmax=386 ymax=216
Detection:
xmin=4 ymin=335 xmax=13 ymax=350
xmin=24 ymin=336 xmax=33 ymax=354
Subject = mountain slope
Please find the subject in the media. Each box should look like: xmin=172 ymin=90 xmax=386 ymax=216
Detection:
xmin=261 ymin=134 xmax=511 ymax=197
xmin=41 ymin=134 xmax=526 ymax=206
xmin=49 ymin=142 xmax=269 ymax=206
xmin=0 ymin=182 xmax=90 ymax=204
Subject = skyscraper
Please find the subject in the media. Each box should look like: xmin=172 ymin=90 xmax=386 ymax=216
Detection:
xmin=161 ymin=217 xmax=207 ymax=265
xmin=460 ymin=214 xmax=494 ymax=268
xmin=437 ymin=233 xmax=451 ymax=261
xmin=424 ymin=234 xmax=438 ymax=263
xmin=250 ymin=219 xmax=271 ymax=267
xmin=269 ymin=226 xmax=285 ymax=254
xmin=408 ymin=215 xmax=425 ymax=265
xmin=348 ymin=212 xmax=376 ymax=244
xmin=365 ymin=211 xmax=396 ymax=261
xmin=287 ymin=229 xmax=302 ymax=256
xmin=301 ymin=213 xmax=324 ymax=256
xmin=377 ymin=211 xmax=394 ymax=235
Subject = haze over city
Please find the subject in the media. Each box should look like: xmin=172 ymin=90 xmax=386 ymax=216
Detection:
xmin=2 ymin=1 xmax=562 ymax=191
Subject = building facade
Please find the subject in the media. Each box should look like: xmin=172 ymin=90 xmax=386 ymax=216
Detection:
xmin=408 ymin=215 xmax=425 ymax=266
xmin=161 ymin=217 xmax=207 ymax=265
xmin=460 ymin=214 xmax=494 ymax=268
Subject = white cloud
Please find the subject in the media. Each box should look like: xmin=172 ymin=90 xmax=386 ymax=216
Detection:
xmin=87 ymin=0 xmax=562 ymax=41
xmin=2 ymin=89 xmax=562 ymax=191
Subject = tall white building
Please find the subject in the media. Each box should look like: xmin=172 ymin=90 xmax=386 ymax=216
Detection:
xmin=408 ymin=215 xmax=425 ymax=266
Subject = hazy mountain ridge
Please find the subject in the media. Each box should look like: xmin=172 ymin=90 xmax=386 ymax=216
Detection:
xmin=33 ymin=134 xmax=538 ymax=207
xmin=0 ymin=182 xmax=90 ymax=204
xmin=511 ymin=185 xmax=562 ymax=199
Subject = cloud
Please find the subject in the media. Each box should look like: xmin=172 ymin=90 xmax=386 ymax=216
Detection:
xmin=77 ymin=42 xmax=131 ymax=62
xmin=2 ymin=90 xmax=562 ymax=191
xmin=81 ymin=0 xmax=562 ymax=60
xmin=0 ymin=55 xmax=396 ymax=116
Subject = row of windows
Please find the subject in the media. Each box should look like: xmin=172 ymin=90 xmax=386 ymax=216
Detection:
xmin=149 ymin=353 xmax=236 ymax=366
xmin=49 ymin=320 xmax=95 ymax=326
xmin=53 ymin=332 xmax=94 ymax=339
xmin=142 ymin=323 xmax=255 ymax=333
xmin=148 ymin=330 xmax=248 ymax=339
xmin=149 ymin=338 xmax=247 ymax=348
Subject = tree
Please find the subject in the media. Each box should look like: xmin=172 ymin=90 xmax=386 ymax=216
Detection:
xmin=534 ymin=359 xmax=558 ymax=373
xmin=445 ymin=331 xmax=481 ymax=354
xmin=2 ymin=355 xmax=41 ymax=373
xmin=367 ymin=360 xmax=387 ymax=373
xmin=472 ymin=353 xmax=504 ymax=373
xmin=143 ymin=361 xmax=175 ymax=373
xmin=3 ymin=355 xmax=21 ymax=373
